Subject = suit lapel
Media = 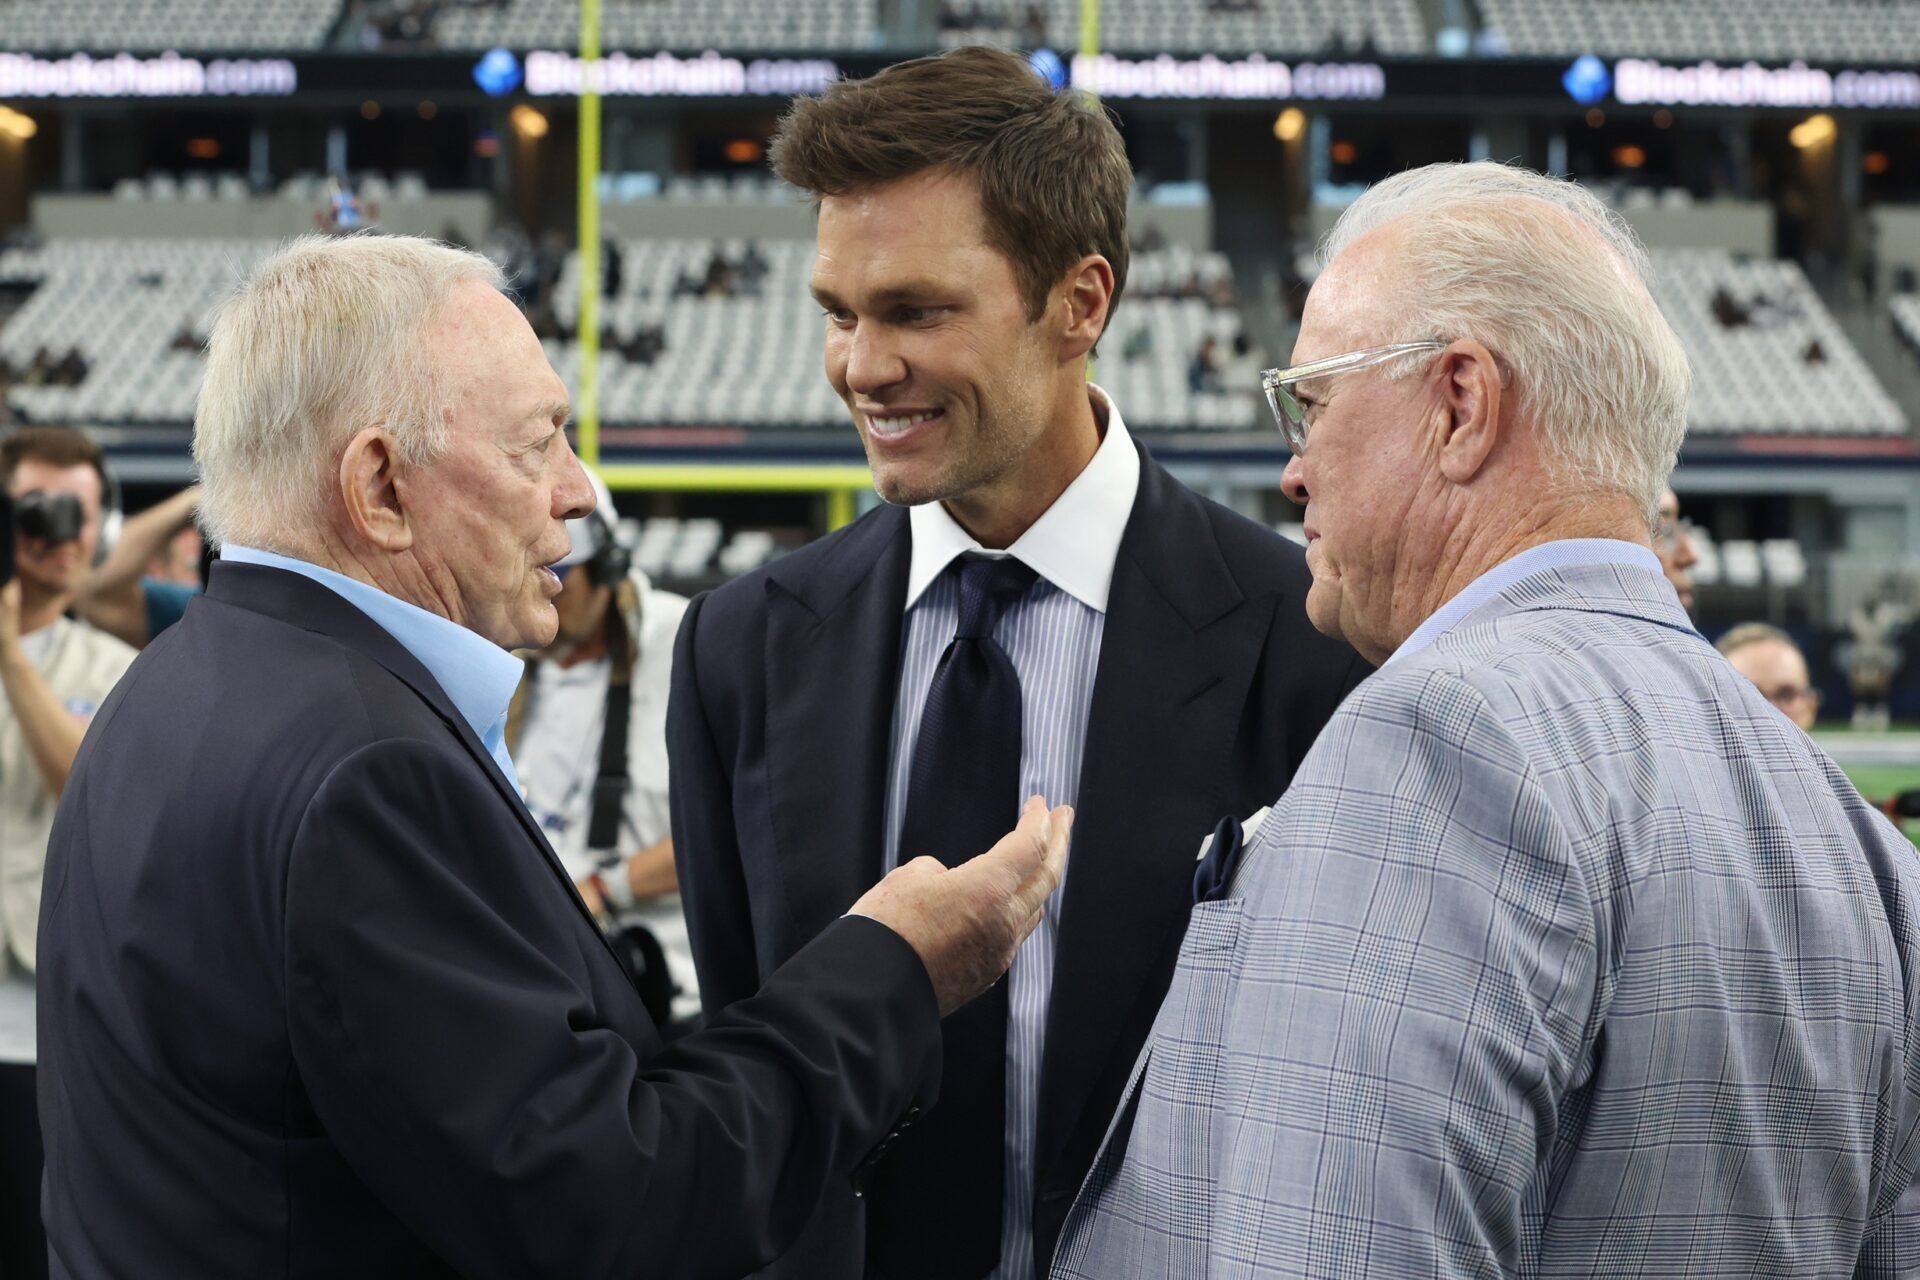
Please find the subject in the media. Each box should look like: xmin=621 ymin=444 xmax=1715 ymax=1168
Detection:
xmin=1035 ymin=455 xmax=1277 ymax=1180
xmin=762 ymin=506 xmax=912 ymax=944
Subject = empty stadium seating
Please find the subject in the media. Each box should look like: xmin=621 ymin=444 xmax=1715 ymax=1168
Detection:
xmin=942 ymin=0 xmax=1426 ymax=55
xmin=430 ymin=0 xmax=875 ymax=52
xmin=1650 ymin=248 xmax=1908 ymax=437
xmin=0 ymin=0 xmax=337 ymax=52
xmin=1894 ymin=294 xmax=1920 ymax=357
xmin=2 ymin=236 xmax=1910 ymax=443
xmin=1478 ymin=0 xmax=1920 ymax=62
xmin=0 ymin=238 xmax=272 ymax=425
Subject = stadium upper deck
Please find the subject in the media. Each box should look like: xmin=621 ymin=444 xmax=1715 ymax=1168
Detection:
xmin=2 ymin=0 xmax=1912 ymax=60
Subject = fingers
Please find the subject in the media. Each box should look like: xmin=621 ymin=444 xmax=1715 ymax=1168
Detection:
xmin=958 ymin=795 xmax=1052 ymax=892
xmin=1005 ymin=804 xmax=1073 ymax=921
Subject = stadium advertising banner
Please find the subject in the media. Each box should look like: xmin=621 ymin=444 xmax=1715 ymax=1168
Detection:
xmin=0 ymin=51 xmax=298 ymax=98
xmin=1 ymin=47 xmax=1918 ymax=113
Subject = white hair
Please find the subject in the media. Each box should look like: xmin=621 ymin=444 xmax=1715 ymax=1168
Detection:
xmin=1319 ymin=161 xmax=1691 ymax=527
xmin=193 ymin=233 xmax=506 ymax=552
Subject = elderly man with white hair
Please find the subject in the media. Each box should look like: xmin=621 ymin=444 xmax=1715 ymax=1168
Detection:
xmin=1052 ymin=162 xmax=1920 ymax=1277
xmin=34 ymin=233 xmax=1071 ymax=1280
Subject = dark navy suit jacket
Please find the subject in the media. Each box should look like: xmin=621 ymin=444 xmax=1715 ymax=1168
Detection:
xmin=670 ymin=445 xmax=1370 ymax=1277
xmin=37 ymin=562 xmax=940 ymax=1279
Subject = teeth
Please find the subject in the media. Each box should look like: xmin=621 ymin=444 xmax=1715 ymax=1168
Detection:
xmin=867 ymin=410 xmax=939 ymax=435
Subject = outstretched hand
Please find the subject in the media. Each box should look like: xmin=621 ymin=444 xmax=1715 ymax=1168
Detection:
xmin=850 ymin=796 xmax=1073 ymax=1016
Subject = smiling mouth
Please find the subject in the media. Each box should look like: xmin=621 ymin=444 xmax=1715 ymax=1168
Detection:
xmin=863 ymin=408 xmax=944 ymax=441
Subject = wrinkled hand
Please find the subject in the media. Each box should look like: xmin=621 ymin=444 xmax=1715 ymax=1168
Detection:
xmin=850 ymin=796 xmax=1073 ymax=1017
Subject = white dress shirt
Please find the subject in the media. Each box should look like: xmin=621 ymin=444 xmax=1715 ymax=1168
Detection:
xmin=884 ymin=385 xmax=1139 ymax=1280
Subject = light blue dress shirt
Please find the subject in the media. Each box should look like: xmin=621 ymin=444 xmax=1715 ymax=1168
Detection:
xmin=220 ymin=545 xmax=526 ymax=794
xmin=1385 ymin=537 xmax=1673 ymax=668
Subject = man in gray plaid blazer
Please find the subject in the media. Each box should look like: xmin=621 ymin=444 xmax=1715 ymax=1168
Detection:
xmin=1054 ymin=161 xmax=1920 ymax=1277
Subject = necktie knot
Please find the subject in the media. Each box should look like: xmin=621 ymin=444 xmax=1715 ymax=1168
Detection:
xmin=954 ymin=555 xmax=1037 ymax=640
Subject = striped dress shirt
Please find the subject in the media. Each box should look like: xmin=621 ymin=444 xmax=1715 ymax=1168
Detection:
xmin=882 ymin=389 xmax=1139 ymax=1280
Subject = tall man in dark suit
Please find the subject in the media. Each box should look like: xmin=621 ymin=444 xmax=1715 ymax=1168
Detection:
xmin=34 ymin=233 xmax=1071 ymax=1280
xmin=669 ymin=47 xmax=1369 ymax=1280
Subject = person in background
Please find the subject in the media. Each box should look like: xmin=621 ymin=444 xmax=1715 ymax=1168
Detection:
xmin=1718 ymin=621 xmax=1821 ymax=730
xmin=73 ymin=484 xmax=202 ymax=649
xmin=0 ymin=426 xmax=136 ymax=1280
xmin=508 ymin=471 xmax=698 ymax=1025
xmin=1653 ymin=484 xmax=1699 ymax=611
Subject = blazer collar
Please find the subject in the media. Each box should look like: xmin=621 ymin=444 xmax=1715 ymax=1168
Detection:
xmin=206 ymin=561 xmax=466 ymax=729
xmin=1115 ymin=443 xmax=1246 ymax=632
xmin=765 ymin=502 xmax=909 ymax=622
xmin=761 ymin=509 xmax=916 ymax=938
xmin=1458 ymin=557 xmax=1701 ymax=642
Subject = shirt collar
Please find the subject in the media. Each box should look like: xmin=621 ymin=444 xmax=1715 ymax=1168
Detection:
xmin=905 ymin=384 xmax=1141 ymax=612
xmin=1385 ymin=538 xmax=1666 ymax=668
xmin=220 ymin=544 xmax=525 ymax=747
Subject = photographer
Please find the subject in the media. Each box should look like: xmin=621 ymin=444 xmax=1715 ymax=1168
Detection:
xmin=506 ymin=474 xmax=698 ymax=1026
xmin=0 ymin=426 xmax=136 ymax=1280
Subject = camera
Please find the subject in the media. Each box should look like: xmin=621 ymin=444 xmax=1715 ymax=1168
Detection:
xmin=0 ymin=490 xmax=86 ymax=588
xmin=14 ymin=491 xmax=85 ymax=545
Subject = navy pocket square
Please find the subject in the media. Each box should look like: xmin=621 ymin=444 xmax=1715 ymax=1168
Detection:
xmin=1192 ymin=805 xmax=1271 ymax=905
xmin=1192 ymin=815 xmax=1245 ymax=905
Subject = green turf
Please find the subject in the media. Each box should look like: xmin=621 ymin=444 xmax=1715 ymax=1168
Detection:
xmin=1845 ymin=764 xmax=1920 ymax=799
xmin=1841 ymin=765 xmax=1920 ymax=846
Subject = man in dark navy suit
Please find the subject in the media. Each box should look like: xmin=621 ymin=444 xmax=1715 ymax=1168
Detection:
xmin=35 ymin=233 xmax=1070 ymax=1280
xmin=669 ymin=48 xmax=1368 ymax=1280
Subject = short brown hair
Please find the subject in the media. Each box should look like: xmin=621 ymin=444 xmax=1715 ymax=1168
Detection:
xmin=0 ymin=425 xmax=108 ymax=493
xmin=771 ymin=45 xmax=1132 ymax=333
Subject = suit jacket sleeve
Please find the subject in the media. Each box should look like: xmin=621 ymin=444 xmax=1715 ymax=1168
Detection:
xmin=284 ymin=734 xmax=940 ymax=1280
xmin=668 ymin=589 xmax=764 ymax=1014
xmin=1209 ymin=668 xmax=1598 ymax=1276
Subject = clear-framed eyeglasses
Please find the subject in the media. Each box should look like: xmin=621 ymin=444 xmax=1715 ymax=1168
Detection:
xmin=1652 ymin=513 xmax=1698 ymax=553
xmin=1261 ymin=341 xmax=1447 ymax=455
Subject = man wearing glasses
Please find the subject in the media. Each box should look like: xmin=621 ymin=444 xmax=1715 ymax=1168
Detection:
xmin=1054 ymin=161 xmax=1920 ymax=1277
xmin=1718 ymin=621 xmax=1821 ymax=730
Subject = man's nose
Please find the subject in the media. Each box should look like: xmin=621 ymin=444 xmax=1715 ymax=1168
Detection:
xmin=554 ymin=443 xmax=594 ymax=521
xmin=844 ymin=325 xmax=907 ymax=396
xmin=1280 ymin=453 xmax=1310 ymax=508
xmin=1676 ymin=529 xmax=1700 ymax=569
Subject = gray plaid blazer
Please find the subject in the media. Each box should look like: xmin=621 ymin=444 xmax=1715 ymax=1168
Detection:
xmin=1054 ymin=562 xmax=1920 ymax=1278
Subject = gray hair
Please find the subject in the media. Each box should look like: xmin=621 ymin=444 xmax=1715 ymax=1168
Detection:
xmin=1319 ymin=161 xmax=1691 ymax=527
xmin=193 ymin=233 xmax=506 ymax=552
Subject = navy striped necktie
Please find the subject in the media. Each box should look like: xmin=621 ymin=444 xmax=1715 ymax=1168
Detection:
xmin=870 ymin=553 xmax=1038 ymax=1279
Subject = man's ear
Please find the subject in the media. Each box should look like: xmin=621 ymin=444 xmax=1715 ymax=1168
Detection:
xmin=1435 ymin=339 xmax=1505 ymax=485
xmin=1058 ymin=254 xmax=1116 ymax=363
xmin=337 ymin=427 xmax=413 ymax=553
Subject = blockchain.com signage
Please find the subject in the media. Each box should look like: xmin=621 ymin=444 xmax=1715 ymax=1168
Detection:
xmin=1069 ymin=52 xmax=1386 ymax=101
xmin=0 ymin=51 xmax=296 ymax=98
xmin=1567 ymin=53 xmax=1920 ymax=110
xmin=517 ymin=50 xmax=841 ymax=97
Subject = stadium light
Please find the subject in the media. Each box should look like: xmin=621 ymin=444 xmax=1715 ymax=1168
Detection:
xmin=1789 ymin=113 xmax=1836 ymax=149
xmin=1272 ymin=108 xmax=1305 ymax=143
xmin=0 ymin=107 xmax=37 ymax=140
xmin=510 ymin=103 xmax=550 ymax=139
